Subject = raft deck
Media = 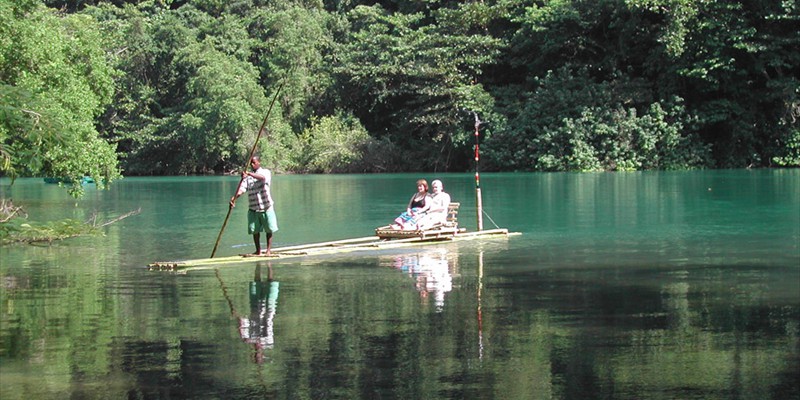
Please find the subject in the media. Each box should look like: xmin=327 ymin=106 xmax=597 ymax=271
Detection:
xmin=148 ymin=228 xmax=517 ymax=271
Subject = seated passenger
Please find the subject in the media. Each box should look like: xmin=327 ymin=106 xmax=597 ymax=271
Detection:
xmin=416 ymin=179 xmax=451 ymax=231
xmin=390 ymin=179 xmax=431 ymax=230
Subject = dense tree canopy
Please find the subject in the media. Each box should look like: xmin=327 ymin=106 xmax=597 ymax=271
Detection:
xmin=2 ymin=0 xmax=798 ymax=189
xmin=1 ymin=0 xmax=121 ymax=195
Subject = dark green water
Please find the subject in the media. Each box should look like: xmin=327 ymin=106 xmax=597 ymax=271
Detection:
xmin=1 ymin=171 xmax=798 ymax=399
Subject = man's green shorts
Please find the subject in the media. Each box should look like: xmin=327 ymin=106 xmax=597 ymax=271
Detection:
xmin=247 ymin=208 xmax=278 ymax=234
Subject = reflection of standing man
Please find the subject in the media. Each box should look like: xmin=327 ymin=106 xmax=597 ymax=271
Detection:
xmin=238 ymin=263 xmax=279 ymax=364
xmin=230 ymin=155 xmax=278 ymax=256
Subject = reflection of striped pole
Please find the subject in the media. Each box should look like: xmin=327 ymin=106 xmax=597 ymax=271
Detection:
xmin=473 ymin=112 xmax=484 ymax=231
xmin=477 ymin=250 xmax=484 ymax=360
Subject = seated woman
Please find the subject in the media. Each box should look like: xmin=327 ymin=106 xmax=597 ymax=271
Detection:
xmin=416 ymin=179 xmax=451 ymax=231
xmin=390 ymin=179 xmax=431 ymax=230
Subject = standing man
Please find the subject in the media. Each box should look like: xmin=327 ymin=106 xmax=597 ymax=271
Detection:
xmin=230 ymin=156 xmax=278 ymax=256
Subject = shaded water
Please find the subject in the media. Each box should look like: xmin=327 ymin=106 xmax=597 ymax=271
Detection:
xmin=1 ymin=171 xmax=799 ymax=399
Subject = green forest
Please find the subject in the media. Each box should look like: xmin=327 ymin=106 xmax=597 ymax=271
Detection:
xmin=2 ymin=0 xmax=799 ymax=190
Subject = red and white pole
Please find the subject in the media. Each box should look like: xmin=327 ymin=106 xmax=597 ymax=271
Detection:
xmin=473 ymin=112 xmax=483 ymax=231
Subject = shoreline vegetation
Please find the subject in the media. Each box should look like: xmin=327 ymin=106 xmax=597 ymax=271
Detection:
xmin=1 ymin=1 xmax=797 ymax=184
xmin=0 ymin=1 xmax=797 ymax=237
xmin=0 ymin=199 xmax=140 ymax=244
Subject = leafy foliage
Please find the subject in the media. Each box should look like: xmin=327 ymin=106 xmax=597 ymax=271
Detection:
xmin=485 ymin=66 xmax=709 ymax=171
xmin=0 ymin=0 xmax=120 ymax=196
xmin=0 ymin=218 xmax=101 ymax=244
xmin=297 ymin=111 xmax=402 ymax=173
xmin=0 ymin=198 xmax=95 ymax=243
xmin=4 ymin=0 xmax=798 ymax=179
xmin=542 ymin=101 xmax=709 ymax=171
xmin=0 ymin=199 xmax=140 ymax=243
xmin=246 ymin=4 xmax=337 ymax=132
xmin=627 ymin=0 xmax=800 ymax=167
xmin=88 ymin=3 xmax=287 ymax=174
xmin=333 ymin=3 xmax=503 ymax=170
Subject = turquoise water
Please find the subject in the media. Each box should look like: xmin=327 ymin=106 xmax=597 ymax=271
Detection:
xmin=1 ymin=170 xmax=798 ymax=399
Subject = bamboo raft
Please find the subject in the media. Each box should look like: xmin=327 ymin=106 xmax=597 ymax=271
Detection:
xmin=148 ymin=228 xmax=518 ymax=272
xmin=151 ymin=111 xmax=517 ymax=272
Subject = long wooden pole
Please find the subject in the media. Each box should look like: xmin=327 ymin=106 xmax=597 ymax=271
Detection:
xmin=473 ymin=112 xmax=484 ymax=231
xmin=210 ymin=82 xmax=285 ymax=258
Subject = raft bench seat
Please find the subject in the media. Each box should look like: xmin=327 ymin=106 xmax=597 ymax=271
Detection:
xmin=375 ymin=202 xmax=466 ymax=240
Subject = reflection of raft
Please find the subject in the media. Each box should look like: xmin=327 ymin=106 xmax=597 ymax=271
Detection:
xmin=148 ymin=227 xmax=517 ymax=272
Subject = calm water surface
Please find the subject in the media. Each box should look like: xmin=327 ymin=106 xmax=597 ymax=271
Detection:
xmin=1 ymin=171 xmax=798 ymax=399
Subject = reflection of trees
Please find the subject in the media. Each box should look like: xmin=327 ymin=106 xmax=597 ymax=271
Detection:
xmin=3 ymin=240 xmax=798 ymax=399
xmin=0 ymin=233 xmax=130 ymax=397
xmin=474 ymin=265 xmax=800 ymax=399
xmin=592 ymin=269 xmax=800 ymax=399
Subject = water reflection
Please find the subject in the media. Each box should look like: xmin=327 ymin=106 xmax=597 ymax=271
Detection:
xmin=1 ymin=172 xmax=798 ymax=399
xmin=236 ymin=263 xmax=279 ymax=364
xmin=213 ymin=262 xmax=280 ymax=365
xmin=389 ymin=249 xmax=458 ymax=312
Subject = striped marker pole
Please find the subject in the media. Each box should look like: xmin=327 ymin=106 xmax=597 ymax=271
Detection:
xmin=473 ymin=112 xmax=484 ymax=231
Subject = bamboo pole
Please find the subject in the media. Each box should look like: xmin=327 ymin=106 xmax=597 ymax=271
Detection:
xmin=210 ymin=82 xmax=285 ymax=258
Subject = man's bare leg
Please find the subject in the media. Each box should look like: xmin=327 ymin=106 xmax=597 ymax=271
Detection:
xmin=253 ymin=233 xmax=262 ymax=255
xmin=265 ymin=232 xmax=273 ymax=256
